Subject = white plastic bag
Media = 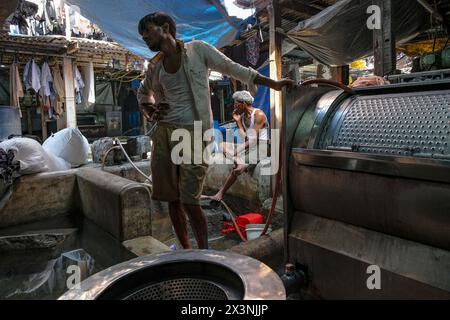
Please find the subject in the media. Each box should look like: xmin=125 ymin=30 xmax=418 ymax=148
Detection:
xmin=0 ymin=138 xmax=70 ymax=174
xmin=43 ymin=128 xmax=90 ymax=167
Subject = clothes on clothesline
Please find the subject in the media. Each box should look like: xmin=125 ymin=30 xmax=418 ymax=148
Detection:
xmin=81 ymin=62 xmax=95 ymax=110
xmin=73 ymin=64 xmax=85 ymax=92
xmin=73 ymin=64 xmax=85 ymax=105
xmin=224 ymin=35 xmax=261 ymax=68
xmin=40 ymin=61 xmax=53 ymax=97
xmin=23 ymin=59 xmax=41 ymax=93
xmin=245 ymin=34 xmax=260 ymax=67
xmin=51 ymin=65 xmax=65 ymax=115
xmin=9 ymin=61 xmax=24 ymax=118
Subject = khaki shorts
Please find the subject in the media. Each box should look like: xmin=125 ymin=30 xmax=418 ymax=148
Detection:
xmin=151 ymin=122 xmax=208 ymax=205
xmin=222 ymin=141 xmax=271 ymax=174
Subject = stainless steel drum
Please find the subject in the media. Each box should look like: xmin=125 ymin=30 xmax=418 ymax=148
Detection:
xmin=59 ymin=250 xmax=286 ymax=300
xmin=283 ymin=81 xmax=450 ymax=299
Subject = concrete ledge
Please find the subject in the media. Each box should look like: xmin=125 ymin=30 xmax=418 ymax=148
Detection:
xmin=228 ymin=228 xmax=284 ymax=273
xmin=122 ymin=236 xmax=171 ymax=256
xmin=203 ymin=154 xmax=272 ymax=206
xmin=76 ymin=168 xmax=152 ymax=241
xmin=84 ymin=161 xmax=151 ymax=183
xmin=0 ymin=170 xmax=77 ymax=228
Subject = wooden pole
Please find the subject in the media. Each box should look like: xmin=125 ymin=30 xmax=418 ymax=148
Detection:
xmin=26 ymin=107 xmax=32 ymax=134
xmin=39 ymin=94 xmax=48 ymax=141
xmin=63 ymin=57 xmax=77 ymax=128
xmin=268 ymin=0 xmax=282 ymax=131
xmin=374 ymin=0 xmax=396 ymax=76
xmin=219 ymin=89 xmax=225 ymax=123
xmin=331 ymin=65 xmax=350 ymax=85
xmin=268 ymin=0 xmax=282 ymax=197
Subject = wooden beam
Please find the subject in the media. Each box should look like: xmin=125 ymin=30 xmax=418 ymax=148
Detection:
xmin=373 ymin=0 xmax=396 ymax=76
xmin=279 ymin=0 xmax=321 ymax=16
xmin=331 ymin=65 xmax=350 ymax=85
xmin=268 ymin=0 xmax=282 ymax=198
xmin=39 ymin=95 xmax=48 ymax=141
xmin=268 ymin=0 xmax=282 ymax=131
xmin=219 ymin=89 xmax=225 ymax=124
xmin=26 ymin=107 xmax=32 ymax=135
xmin=63 ymin=57 xmax=77 ymax=128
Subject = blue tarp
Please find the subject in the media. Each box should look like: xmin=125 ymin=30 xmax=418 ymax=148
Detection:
xmin=65 ymin=0 xmax=241 ymax=59
xmin=253 ymin=64 xmax=270 ymax=125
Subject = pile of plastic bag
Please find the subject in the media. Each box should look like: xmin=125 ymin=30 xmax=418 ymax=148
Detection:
xmin=0 ymin=128 xmax=90 ymax=176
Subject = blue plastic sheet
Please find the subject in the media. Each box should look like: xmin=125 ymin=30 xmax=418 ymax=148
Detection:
xmin=65 ymin=0 xmax=241 ymax=59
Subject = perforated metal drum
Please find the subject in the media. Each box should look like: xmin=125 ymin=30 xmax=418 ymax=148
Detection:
xmin=59 ymin=250 xmax=286 ymax=300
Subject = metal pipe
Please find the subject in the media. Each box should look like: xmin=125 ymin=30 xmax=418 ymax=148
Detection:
xmin=417 ymin=0 xmax=444 ymax=22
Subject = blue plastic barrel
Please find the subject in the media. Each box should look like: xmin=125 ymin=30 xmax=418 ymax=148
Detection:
xmin=0 ymin=106 xmax=21 ymax=139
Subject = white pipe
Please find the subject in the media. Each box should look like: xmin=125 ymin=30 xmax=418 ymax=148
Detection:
xmin=114 ymin=138 xmax=152 ymax=183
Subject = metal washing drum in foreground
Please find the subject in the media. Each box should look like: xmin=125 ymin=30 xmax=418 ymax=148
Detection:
xmin=58 ymin=250 xmax=286 ymax=300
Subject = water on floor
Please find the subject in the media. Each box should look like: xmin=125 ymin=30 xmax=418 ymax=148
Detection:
xmin=0 ymin=214 xmax=136 ymax=300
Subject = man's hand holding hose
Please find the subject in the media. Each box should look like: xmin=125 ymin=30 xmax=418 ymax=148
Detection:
xmin=140 ymin=102 xmax=170 ymax=122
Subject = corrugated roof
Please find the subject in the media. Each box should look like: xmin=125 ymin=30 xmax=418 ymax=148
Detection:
xmin=0 ymin=30 xmax=142 ymax=69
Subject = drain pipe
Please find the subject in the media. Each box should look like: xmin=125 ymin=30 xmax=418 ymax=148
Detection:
xmin=280 ymin=263 xmax=307 ymax=296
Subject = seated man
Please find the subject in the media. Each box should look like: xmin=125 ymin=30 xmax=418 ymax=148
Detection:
xmin=203 ymin=91 xmax=269 ymax=202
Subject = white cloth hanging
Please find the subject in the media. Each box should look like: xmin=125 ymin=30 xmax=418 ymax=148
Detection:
xmin=40 ymin=61 xmax=53 ymax=97
xmin=73 ymin=64 xmax=85 ymax=92
xmin=10 ymin=61 xmax=24 ymax=117
xmin=23 ymin=59 xmax=41 ymax=93
xmin=81 ymin=61 xmax=95 ymax=109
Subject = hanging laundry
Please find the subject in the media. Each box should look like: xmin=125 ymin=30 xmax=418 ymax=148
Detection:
xmin=73 ymin=64 xmax=84 ymax=104
xmin=81 ymin=62 xmax=95 ymax=110
xmin=23 ymin=59 xmax=41 ymax=93
xmin=46 ymin=0 xmax=57 ymax=21
xmin=40 ymin=60 xmax=55 ymax=119
xmin=52 ymin=65 xmax=65 ymax=115
xmin=9 ymin=60 xmax=24 ymax=117
xmin=69 ymin=5 xmax=82 ymax=36
xmin=246 ymin=34 xmax=260 ymax=67
xmin=40 ymin=61 xmax=53 ymax=97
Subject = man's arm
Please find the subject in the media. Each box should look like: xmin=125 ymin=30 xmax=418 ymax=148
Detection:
xmin=137 ymin=73 xmax=156 ymax=120
xmin=233 ymin=111 xmax=246 ymax=139
xmin=198 ymin=41 xmax=294 ymax=92
xmin=235 ymin=110 xmax=267 ymax=156
xmin=254 ymin=74 xmax=295 ymax=91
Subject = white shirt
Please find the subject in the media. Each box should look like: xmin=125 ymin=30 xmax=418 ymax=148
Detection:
xmin=158 ymin=60 xmax=196 ymax=125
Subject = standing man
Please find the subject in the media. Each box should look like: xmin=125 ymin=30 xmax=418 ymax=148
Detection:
xmin=137 ymin=12 xmax=293 ymax=249
xmin=202 ymin=91 xmax=269 ymax=202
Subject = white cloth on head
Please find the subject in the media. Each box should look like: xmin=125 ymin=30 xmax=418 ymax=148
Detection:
xmin=232 ymin=90 xmax=254 ymax=104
